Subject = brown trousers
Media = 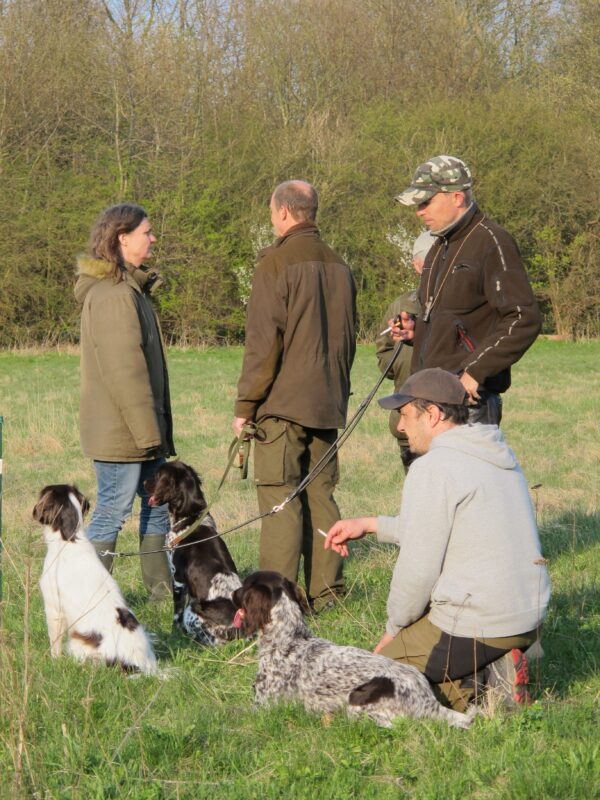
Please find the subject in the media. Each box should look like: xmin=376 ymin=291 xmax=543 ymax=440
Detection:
xmin=254 ymin=418 xmax=344 ymax=606
xmin=379 ymin=615 xmax=536 ymax=711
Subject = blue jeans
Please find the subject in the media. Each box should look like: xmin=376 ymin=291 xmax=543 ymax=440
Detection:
xmin=86 ymin=459 xmax=169 ymax=544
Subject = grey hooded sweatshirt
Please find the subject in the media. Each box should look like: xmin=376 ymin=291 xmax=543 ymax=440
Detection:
xmin=377 ymin=424 xmax=550 ymax=639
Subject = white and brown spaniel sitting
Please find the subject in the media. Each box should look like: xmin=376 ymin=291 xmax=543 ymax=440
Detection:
xmin=144 ymin=460 xmax=241 ymax=645
xmin=233 ymin=571 xmax=476 ymax=729
xmin=33 ymin=484 xmax=156 ymax=674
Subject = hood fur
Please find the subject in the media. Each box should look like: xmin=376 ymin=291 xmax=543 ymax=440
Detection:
xmin=74 ymin=256 xmax=117 ymax=305
xmin=75 ymin=256 xmax=114 ymax=279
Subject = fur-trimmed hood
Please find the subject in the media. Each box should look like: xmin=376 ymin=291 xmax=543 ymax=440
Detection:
xmin=75 ymin=256 xmax=163 ymax=305
xmin=76 ymin=255 xmax=114 ymax=279
xmin=74 ymin=257 xmax=116 ymax=305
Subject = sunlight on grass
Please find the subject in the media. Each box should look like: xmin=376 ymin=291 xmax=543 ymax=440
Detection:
xmin=0 ymin=340 xmax=598 ymax=798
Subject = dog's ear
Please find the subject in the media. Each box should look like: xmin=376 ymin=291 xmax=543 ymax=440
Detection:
xmin=242 ymin=583 xmax=274 ymax=635
xmin=73 ymin=487 xmax=90 ymax=518
xmin=232 ymin=586 xmax=243 ymax=609
xmin=192 ymin=598 xmax=236 ymax=627
xmin=32 ymin=486 xmax=54 ymax=525
xmin=184 ymin=464 xmax=207 ymax=510
xmin=59 ymin=500 xmax=81 ymax=541
xmin=283 ymin=578 xmax=310 ymax=615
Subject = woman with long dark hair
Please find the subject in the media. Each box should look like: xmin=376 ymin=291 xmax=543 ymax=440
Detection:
xmin=75 ymin=203 xmax=175 ymax=597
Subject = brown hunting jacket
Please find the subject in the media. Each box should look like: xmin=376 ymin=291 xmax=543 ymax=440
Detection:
xmin=235 ymin=222 xmax=356 ymax=429
xmin=75 ymin=257 xmax=175 ymax=461
xmin=412 ymin=205 xmax=541 ymax=392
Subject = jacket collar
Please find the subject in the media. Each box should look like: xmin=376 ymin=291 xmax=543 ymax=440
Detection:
xmin=274 ymin=221 xmax=319 ymax=248
xmin=124 ymin=262 xmax=164 ymax=294
xmin=433 ymin=203 xmax=480 ymax=243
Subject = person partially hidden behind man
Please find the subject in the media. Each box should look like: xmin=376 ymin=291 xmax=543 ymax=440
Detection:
xmin=376 ymin=230 xmax=432 ymax=466
xmin=325 ymin=368 xmax=550 ymax=711
xmin=391 ymin=156 xmax=542 ymax=426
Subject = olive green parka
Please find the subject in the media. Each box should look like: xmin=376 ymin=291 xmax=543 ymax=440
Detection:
xmin=75 ymin=257 xmax=175 ymax=462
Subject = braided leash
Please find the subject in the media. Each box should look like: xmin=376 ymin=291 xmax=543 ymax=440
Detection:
xmin=101 ymin=340 xmax=406 ymax=559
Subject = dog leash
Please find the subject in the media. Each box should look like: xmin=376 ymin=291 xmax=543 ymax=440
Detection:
xmin=164 ymin=422 xmax=257 ymax=550
xmin=101 ymin=341 xmax=406 ymax=559
xmin=100 ymin=423 xmax=258 ymax=559
xmin=265 ymin=339 xmax=406 ymax=516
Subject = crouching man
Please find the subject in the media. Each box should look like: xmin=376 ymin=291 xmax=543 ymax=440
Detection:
xmin=325 ymin=368 xmax=550 ymax=710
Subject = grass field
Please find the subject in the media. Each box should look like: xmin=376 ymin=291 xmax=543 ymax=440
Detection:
xmin=0 ymin=340 xmax=599 ymax=799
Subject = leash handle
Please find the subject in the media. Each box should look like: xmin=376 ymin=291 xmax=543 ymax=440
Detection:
xmin=222 ymin=422 xmax=256 ymax=488
xmin=226 ymin=424 xmax=255 ymax=482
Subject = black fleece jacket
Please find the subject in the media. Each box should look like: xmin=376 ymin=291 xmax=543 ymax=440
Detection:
xmin=411 ymin=205 xmax=541 ymax=393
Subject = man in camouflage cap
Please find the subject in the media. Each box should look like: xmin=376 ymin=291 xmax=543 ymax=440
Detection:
xmin=389 ymin=155 xmax=541 ymax=427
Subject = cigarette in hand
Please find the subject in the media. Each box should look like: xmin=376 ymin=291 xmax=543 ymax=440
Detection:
xmin=379 ymin=314 xmax=402 ymax=337
xmin=317 ymin=528 xmax=328 ymax=538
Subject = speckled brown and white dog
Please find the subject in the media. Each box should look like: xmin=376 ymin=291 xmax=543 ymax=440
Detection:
xmin=232 ymin=571 xmax=476 ymax=729
xmin=33 ymin=484 xmax=157 ymax=674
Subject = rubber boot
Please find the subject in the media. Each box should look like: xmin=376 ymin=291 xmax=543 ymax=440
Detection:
xmin=139 ymin=534 xmax=172 ymax=601
xmin=90 ymin=539 xmax=116 ymax=573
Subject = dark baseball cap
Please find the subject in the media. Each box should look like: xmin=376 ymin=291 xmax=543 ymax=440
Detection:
xmin=378 ymin=368 xmax=467 ymax=410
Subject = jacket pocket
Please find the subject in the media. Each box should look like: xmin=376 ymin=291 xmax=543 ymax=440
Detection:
xmin=442 ymin=262 xmax=483 ymax=312
xmin=454 ymin=320 xmax=477 ymax=353
xmin=254 ymin=417 xmax=288 ymax=486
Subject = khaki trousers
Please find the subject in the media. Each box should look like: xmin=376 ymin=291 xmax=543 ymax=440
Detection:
xmin=379 ymin=615 xmax=536 ymax=711
xmin=254 ymin=418 xmax=344 ymax=605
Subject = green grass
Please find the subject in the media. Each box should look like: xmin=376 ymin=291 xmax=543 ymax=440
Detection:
xmin=1 ymin=341 xmax=599 ymax=799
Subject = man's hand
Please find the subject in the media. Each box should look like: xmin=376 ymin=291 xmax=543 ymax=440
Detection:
xmin=324 ymin=517 xmax=377 ymax=557
xmin=460 ymin=371 xmax=480 ymax=404
xmin=232 ymin=416 xmax=249 ymax=437
xmin=374 ymin=632 xmax=395 ymax=654
xmin=390 ymin=311 xmax=415 ymax=343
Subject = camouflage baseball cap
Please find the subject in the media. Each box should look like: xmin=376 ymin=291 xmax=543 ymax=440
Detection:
xmin=395 ymin=155 xmax=472 ymax=206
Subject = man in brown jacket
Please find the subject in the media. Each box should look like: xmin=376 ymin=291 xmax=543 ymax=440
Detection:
xmin=392 ymin=156 xmax=541 ymax=425
xmin=233 ymin=180 xmax=356 ymax=610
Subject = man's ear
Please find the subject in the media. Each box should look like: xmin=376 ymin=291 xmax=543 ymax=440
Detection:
xmin=453 ymin=191 xmax=468 ymax=209
xmin=427 ymin=404 xmax=444 ymax=426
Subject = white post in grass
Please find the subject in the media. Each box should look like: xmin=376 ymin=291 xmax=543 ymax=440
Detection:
xmin=0 ymin=415 xmax=3 ymax=601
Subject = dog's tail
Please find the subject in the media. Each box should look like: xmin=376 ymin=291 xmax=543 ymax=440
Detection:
xmin=349 ymin=675 xmax=477 ymax=730
xmin=436 ymin=703 xmax=478 ymax=730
